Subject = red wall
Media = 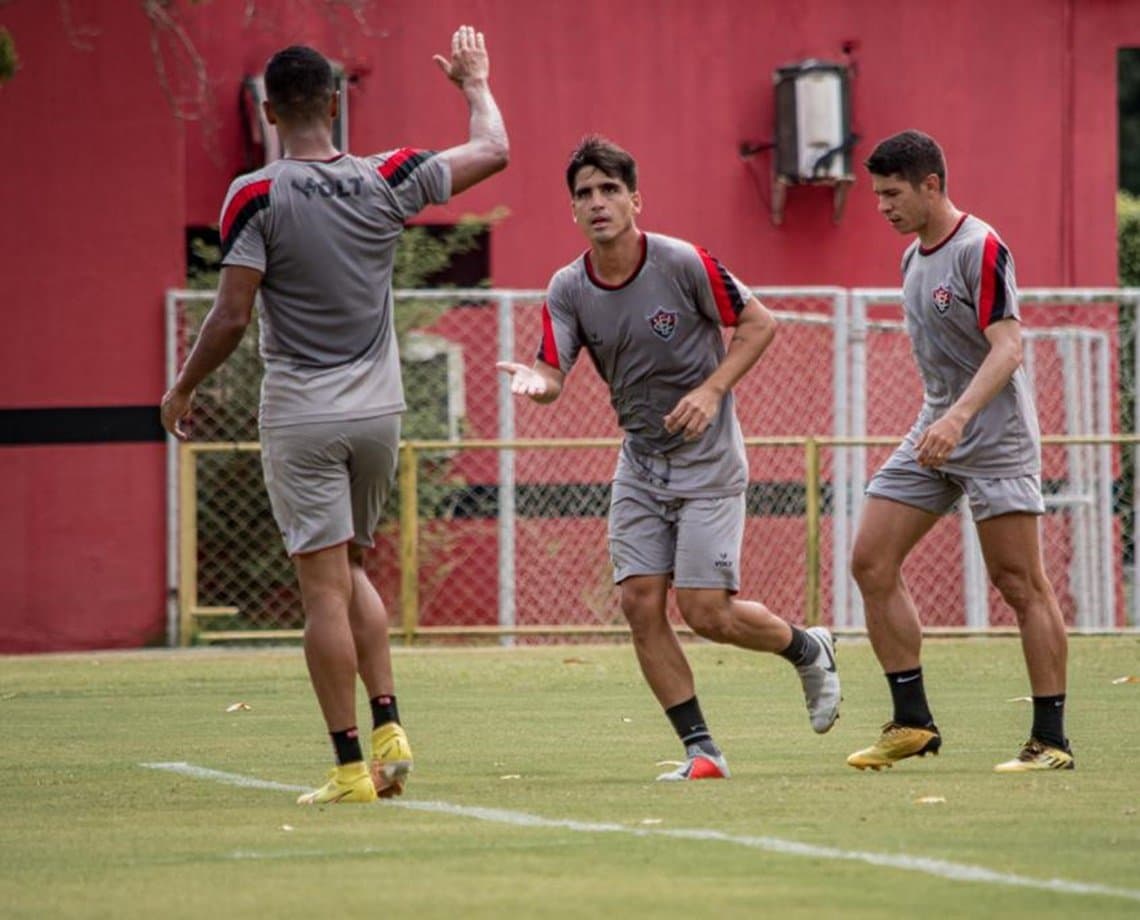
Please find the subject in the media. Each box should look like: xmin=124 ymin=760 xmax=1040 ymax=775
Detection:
xmin=0 ymin=0 xmax=1136 ymax=650
xmin=1 ymin=3 xmax=183 ymax=651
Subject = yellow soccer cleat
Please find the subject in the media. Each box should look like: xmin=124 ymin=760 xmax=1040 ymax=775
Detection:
xmin=296 ymin=761 xmax=377 ymax=805
xmin=993 ymin=738 xmax=1075 ymax=773
xmin=847 ymin=722 xmax=942 ymax=771
xmin=371 ymin=722 xmax=414 ymax=798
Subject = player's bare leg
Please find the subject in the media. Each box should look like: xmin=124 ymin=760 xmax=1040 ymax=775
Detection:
xmin=977 ymin=513 xmax=1067 ymax=694
xmin=676 ymin=588 xmax=840 ymax=733
xmin=847 ymin=497 xmax=943 ymax=769
xmin=293 ymin=543 xmax=376 ymax=803
xmin=347 ymin=544 xmax=394 ymax=698
xmin=621 ymin=574 xmax=694 ymax=708
xmin=620 ymin=574 xmax=728 ymax=780
xmin=295 ymin=543 xmax=358 ymax=731
xmin=345 ymin=543 xmax=412 ymax=796
xmin=675 ymin=588 xmax=792 ymax=652
xmin=850 ymin=497 xmax=940 ymax=671
xmin=978 ymin=512 xmax=1073 ymax=771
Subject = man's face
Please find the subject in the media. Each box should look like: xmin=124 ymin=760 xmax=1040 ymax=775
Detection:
xmin=870 ymin=172 xmax=937 ymax=235
xmin=570 ymin=166 xmax=641 ymax=244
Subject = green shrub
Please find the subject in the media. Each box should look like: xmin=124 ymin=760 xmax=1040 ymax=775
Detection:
xmin=1119 ymin=191 xmax=1140 ymax=286
xmin=0 ymin=29 xmax=19 ymax=84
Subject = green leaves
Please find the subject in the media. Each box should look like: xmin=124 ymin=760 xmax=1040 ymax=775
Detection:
xmin=1118 ymin=191 xmax=1140 ymax=286
xmin=0 ymin=28 xmax=19 ymax=84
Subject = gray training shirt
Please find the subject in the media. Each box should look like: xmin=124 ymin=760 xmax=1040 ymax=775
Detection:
xmin=219 ymin=149 xmax=452 ymax=428
xmin=537 ymin=232 xmax=753 ymax=498
xmin=897 ymin=213 xmax=1040 ymax=476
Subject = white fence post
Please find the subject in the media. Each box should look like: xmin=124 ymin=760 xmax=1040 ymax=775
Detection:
xmin=497 ymin=292 xmax=517 ymax=645
xmin=831 ymin=288 xmax=851 ymax=629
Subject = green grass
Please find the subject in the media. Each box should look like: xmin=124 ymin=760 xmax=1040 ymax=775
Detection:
xmin=1 ymin=637 xmax=1138 ymax=918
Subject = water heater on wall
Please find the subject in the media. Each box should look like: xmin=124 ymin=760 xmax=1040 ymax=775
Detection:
xmin=771 ymin=59 xmax=854 ymax=224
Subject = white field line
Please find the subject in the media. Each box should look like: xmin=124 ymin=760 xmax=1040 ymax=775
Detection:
xmin=141 ymin=762 xmax=1140 ymax=904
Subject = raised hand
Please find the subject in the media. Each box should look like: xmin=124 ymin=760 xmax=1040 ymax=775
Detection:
xmin=433 ymin=24 xmax=490 ymax=87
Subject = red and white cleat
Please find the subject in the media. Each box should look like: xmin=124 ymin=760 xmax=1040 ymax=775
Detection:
xmin=655 ymin=749 xmax=730 ymax=782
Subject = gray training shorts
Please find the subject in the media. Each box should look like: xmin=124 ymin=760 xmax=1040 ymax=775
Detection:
xmin=608 ymin=480 xmax=744 ymax=591
xmin=866 ymin=447 xmax=1045 ymax=522
xmin=260 ymin=413 xmax=400 ymax=556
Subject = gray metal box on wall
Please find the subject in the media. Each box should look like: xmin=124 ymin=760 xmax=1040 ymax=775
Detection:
xmin=771 ymin=59 xmax=854 ymax=224
xmin=774 ymin=59 xmax=852 ymax=182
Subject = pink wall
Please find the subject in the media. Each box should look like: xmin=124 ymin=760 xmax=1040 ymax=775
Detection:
xmin=173 ymin=0 xmax=1131 ymax=290
xmin=0 ymin=0 xmax=1137 ymax=650
xmin=0 ymin=446 xmax=167 ymax=651
xmin=1 ymin=3 xmax=183 ymax=651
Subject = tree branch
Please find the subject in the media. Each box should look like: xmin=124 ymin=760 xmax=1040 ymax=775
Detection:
xmin=59 ymin=0 xmax=99 ymax=50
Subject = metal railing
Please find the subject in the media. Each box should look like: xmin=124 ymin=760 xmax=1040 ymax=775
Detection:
xmin=176 ymin=433 xmax=1140 ymax=644
xmin=169 ymin=285 xmax=1140 ymax=644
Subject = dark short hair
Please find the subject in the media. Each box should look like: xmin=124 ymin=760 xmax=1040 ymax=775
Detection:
xmin=264 ymin=45 xmax=335 ymax=122
xmin=864 ymin=130 xmax=947 ymax=192
xmin=565 ymin=135 xmax=638 ymax=194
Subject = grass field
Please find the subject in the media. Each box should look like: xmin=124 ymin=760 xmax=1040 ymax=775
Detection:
xmin=1 ymin=636 xmax=1138 ymax=918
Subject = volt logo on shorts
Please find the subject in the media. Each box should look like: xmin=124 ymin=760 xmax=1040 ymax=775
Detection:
xmin=714 ymin=553 xmax=734 ymax=571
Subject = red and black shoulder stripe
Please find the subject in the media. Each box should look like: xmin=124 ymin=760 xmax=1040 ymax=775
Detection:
xmin=535 ymin=302 xmax=561 ymax=370
xmin=978 ymin=232 xmax=1013 ymax=329
xmin=220 ymin=178 xmax=272 ymax=259
xmin=377 ymin=148 xmax=437 ymax=189
xmin=694 ymin=246 xmax=745 ymax=326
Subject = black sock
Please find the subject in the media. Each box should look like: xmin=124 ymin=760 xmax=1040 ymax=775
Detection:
xmin=778 ymin=625 xmax=817 ymax=667
xmin=370 ymin=694 xmax=400 ymax=730
xmin=886 ymin=668 xmax=934 ymax=728
xmin=331 ymin=727 xmax=363 ymax=765
xmin=665 ymin=696 xmax=720 ymax=756
xmin=1031 ymin=694 xmax=1067 ymax=749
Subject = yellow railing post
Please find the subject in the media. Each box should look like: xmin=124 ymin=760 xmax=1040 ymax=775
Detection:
xmin=398 ymin=441 xmax=419 ymax=645
xmin=178 ymin=442 xmax=199 ymax=646
xmin=804 ymin=437 xmax=821 ymax=627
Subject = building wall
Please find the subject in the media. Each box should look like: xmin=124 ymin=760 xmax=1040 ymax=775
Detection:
xmin=0 ymin=0 xmax=1136 ymax=650
xmin=1 ymin=3 xmax=183 ymax=651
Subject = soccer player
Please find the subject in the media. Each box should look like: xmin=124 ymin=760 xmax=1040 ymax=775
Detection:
xmin=847 ymin=129 xmax=1073 ymax=773
xmin=161 ymin=28 xmax=508 ymax=803
xmin=498 ymin=136 xmax=841 ymax=782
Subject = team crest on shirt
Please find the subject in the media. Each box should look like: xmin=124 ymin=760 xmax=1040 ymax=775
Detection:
xmin=648 ymin=307 xmax=679 ymax=341
xmin=931 ymin=284 xmax=953 ymax=314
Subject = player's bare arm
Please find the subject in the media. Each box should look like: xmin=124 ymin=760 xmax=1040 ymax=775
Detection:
xmin=664 ymin=297 xmax=777 ymax=441
xmin=434 ymin=25 xmax=509 ymax=194
xmin=160 ymin=266 xmax=261 ymax=440
xmin=496 ymin=359 xmax=563 ymax=404
xmin=916 ymin=317 xmax=1023 ymax=467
